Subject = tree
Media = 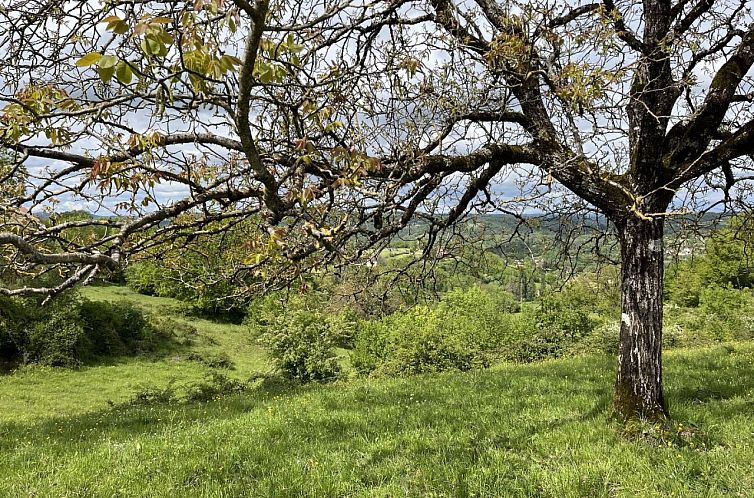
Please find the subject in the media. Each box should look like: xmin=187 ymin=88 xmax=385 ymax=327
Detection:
xmin=1 ymin=0 xmax=753 ymax=420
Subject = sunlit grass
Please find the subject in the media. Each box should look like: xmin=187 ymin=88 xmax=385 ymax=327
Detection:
xmin=0 ymin=287 xmax=271 ymax=423
xmin=0 ymin=287 xmax=752 ymax=496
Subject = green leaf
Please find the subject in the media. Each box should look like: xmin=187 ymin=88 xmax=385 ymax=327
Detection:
xmin=97 ymin=65 xmax=116 ymax=83
xmin=188 ymin=73 xmax=204 ymax=92
xmin=285 ymin=34 xmax=304 ymax=54
xmin=98 ymin=55 xmax=119 ymax=69
xmin=224 ymin=55 xmax=242 ymax=66
xmin=220 ymin=55 xmax=241 ymax=72
xmin=158 ymin=31 xmax=174 ymax=45
xmin=219 ymin=56 xmax=233 ymax=73
xmin=141 ymin=35 xmax=164 ymax=56
xmin=115 ymin=62 xmax=133 ymax=84
xmin=259 ymin=66 xmax=273 ymax=84
xmin=110 ymin=20 xmax=130 ymax=35
xmin=76 ymin=52 xmax=102 ymax=67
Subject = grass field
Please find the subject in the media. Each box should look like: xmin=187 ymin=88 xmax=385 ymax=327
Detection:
xmin=0 ymin=287 xmax=270 ymax=423
xmin=1 ymin=288 xmax=753 ymax=497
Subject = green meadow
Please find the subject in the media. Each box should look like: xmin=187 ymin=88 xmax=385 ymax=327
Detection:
xmin=1 ymin=288 xmax=753 ymax=497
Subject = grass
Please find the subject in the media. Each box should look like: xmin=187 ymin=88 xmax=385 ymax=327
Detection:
xmin=1 ymin=288 xmax=753 ymax=496
xmin=0 ymin=286 xmax=270 ymax=422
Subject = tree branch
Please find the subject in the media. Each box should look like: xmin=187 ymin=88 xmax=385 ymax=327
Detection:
xmin=0 ymin=233 xmax=118 ymax=268
xmin=665 ymin=25 xmax=754 ymax=168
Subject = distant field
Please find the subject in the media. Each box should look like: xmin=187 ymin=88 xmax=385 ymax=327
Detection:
xmin=1 ymin=288 xmax=753 ymax=496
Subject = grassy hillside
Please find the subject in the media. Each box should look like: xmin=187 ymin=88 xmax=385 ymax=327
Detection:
xmin=0 ymin=288 xmax=753 ymax=497
xmin=0 ymin=287 xmax=270 ymax=422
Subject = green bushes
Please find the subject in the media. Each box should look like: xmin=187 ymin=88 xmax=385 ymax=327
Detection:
xmin=124 ymin=261 xmax=162 ymax=296
xmin=126 ymin=261 xmax=248 ymax=321
xmin=26 ymin=302 xmax=85 ymax=367
xmin=259 ymin=310 xmax=342 ymax=382
xmin=511 ymin=280 xmax=613 ymax=360
xmin=532 ymin=283 xmax=606 ymax=339
xmin=0 ymin=293 xmax=160 ymax=367
xmin=351 ymin=283 xmax=621 ymax=376
xmin=0 ymin=296 xmax=30 ymax=362
xmin=245 ymin=289 xmax=358 ymax=382
xmin=352 ymin=286 xmax=520 ymax=376
xmin=126 ymin=373 xmax=248 ymax=405
xmin=352 ymin=306 xmax=489 ymax=376
xmin=665 ymin=259 xmax=705 ymax=307
xmin=78 ymin=299 xmax=153 ymax=356
xmin=699 ymin=285 xmax=754 ymax=341
xmin=663 ymin=286 xmax=754 ymax=346
xmin=0 ymin=293 xmax=87 ymax=367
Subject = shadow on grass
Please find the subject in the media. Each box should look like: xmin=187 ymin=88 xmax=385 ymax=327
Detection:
xmin=3 ymin=348 xmax=752 ymax=465
xmin=0 ymin=363 xmax=614 ymax=459
xmin=0 ymin=373 xmax=309 ymax=451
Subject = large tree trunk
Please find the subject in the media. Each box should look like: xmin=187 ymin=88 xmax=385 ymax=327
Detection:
xmin=614 ymin=215 xmax=669 ymax=420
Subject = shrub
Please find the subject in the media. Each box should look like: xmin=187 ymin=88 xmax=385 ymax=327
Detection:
xmin=354 ymin=306 xmax=489 ymax=376
xmin=124 ymin=261 xmax=165 ymax=296
xmin=25 ymin=306 xmax=85 ymax=367
xmin=126 ymin=261 xmax=248 ymax=321
xmin=663 ymin=307 xmax=711 ymax=348
xmin=78 ymin=299 xmax=154 ymax=357
xmin=0 ymin=292 xmax=159 ymax=367
xmin=533 ymin=283 xmax=605 ymax=340
xmin=184 ymin=373 xmax=248 ymax=402
xmin=128 ymin=381 xmax=177 ymax=405
xmin=352 ymin=282 xmax=620 ymax=372
xmin=185 ymin=351 xmax=235 ymax=370
xmin=591 ymin=320 xmax=621 ymax=355
xmin=501 ymin=281 xmax=611 ymax=362
xmin=326 ymin=307 xmax=359 ymax=349
xmin=698 ymin=285 xmax=754 ymax=341
xmin=151 ymin=317 xmax=199 ymax=346
xmin=260 ymin=310 xmax=341 ymax=382
xmin=352 ymin=286 xmax=517 ymax=376
xmin=509 ymin=326 xmax=570 ymax=362
xmin=665 ymin=259 xmax=705 ymax=307
xmin=0 ymin=296 xmax=30 ymax=363
xmin=126 ymin=374 xmax=248 ymax=405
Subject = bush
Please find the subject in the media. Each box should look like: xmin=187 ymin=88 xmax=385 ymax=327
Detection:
xmin=0 ymin=292 xmax=159 ymax=367
xmin=509 ymin=326 xmax=570 ymax=362
xmin=353 ymin=306 xmax=489 ymax=376
xmin=124 ymin=261 xmax=166 ymax=296
xmin=185 ymin=351 xmax=235 ymax=369
xmin=665 ymin=259 xmax=705 ymax=307
xmin=501 ymin=281 xmax=611 ymax=362
xmin=697 ymin=286 xmax=754 ymax=341
xmin=150 ymin=317 xmax=199 ymax=346
xmin=326 ymin=307 xmax=359 ymax=349
xmin=0 ymin=296 xmax=30 ymax=363
xmin=78 ymin=299 xmax=154 ymax=357
xmin=128 ymin=381 xmax=177 ymax=405
xmin=662 ymin=286 xmax=754 ymax=348
xmin=126 ymin=261 xmax=248 ymax=322
xmin=126 ymin=374 xmax=248 ymax=406
xmin=25 ymin=304 xmax=86 ymax=367
xmin=352 ymin=286 xmax=517 ymax=376
xmin=260 ymin=310 xmax=341 ymax=382
xmin=533 ymin=282 xmax=607 ymax=339
xmin=184 ymin=373 xmax=248 ymax=402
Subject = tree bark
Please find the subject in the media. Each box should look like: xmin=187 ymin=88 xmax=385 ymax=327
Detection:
xmin=614 ymin=215 xmax=669 ymax=420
